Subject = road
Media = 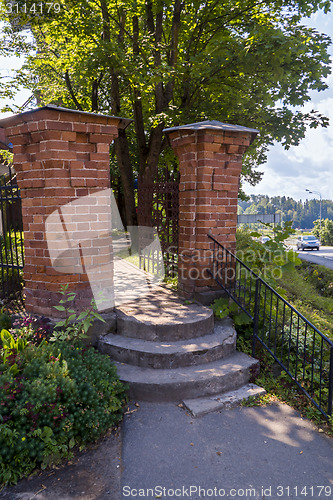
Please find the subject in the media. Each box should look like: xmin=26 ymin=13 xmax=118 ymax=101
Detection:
xmin=295 ymin=246 xmax=333 ymax=270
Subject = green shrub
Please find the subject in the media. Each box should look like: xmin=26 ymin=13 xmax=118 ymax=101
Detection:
xmin=0 ymin=321 xmax=127 ymax=485
xmin=0 ymin=307 xmax=11 ymax=330
xmin=236 ymin=222 xmax=300 ymax=291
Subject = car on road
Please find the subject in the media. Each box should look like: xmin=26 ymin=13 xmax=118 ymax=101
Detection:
xmin=261 ymin=236 xmax=270 ymax=244
xmin=296 ymin=235 xmax=320 ymax=251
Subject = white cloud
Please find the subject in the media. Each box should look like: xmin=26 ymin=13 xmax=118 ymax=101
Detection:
xmin=245 ymin=14 xmax=333 ymax=202
xmin=245 ymin=10 xmax=333 ymax=201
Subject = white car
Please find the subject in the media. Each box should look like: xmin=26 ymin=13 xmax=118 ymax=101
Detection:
xmin=296 ymin=235 xmax=320 ymax=251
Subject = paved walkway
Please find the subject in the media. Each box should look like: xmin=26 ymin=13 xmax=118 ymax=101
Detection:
xmin=121 ymin=401 xmax=333 ymax=500
xmin=113 ymin=257 xmax=161 ymax=306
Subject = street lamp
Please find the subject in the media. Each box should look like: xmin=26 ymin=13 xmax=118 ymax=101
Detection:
xmin=305 ymin=188 xmax=322 ymax=234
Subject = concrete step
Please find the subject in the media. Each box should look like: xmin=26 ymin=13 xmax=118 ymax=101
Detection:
xmin=114 ymin=351 xmax=259 ymax=402
xmin=98 ymin=318 xmax=236 ymax=369
xmin=115 ymin=286 xmax=214 ymax=341
xmin=182 ymin=384 xmax=267 ymax=417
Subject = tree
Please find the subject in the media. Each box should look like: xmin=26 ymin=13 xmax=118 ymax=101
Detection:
xmin=1 ymin=0 xmax=332 ymax=226
xmin=237 ymin=195 xmax=333 ymax=229
xmin=313 ymin=218 xmax=333 ymax=245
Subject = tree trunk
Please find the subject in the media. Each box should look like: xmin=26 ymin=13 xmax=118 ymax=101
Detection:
xmin=113 ymin=130 xmax=137 ymax=227
xmin=101 ymin=0 xmax=137 ymax=228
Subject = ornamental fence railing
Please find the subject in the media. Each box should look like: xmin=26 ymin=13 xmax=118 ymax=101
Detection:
xmin=0 ymin=164 xmax=24 ymax=304
xmin=137 ymin=165 xmax=179 ymax=277
xmin=207 ymin=234 xmax=333 ymax=419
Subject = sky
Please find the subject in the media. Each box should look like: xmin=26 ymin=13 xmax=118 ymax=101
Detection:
xmin=0 ymin=10 xmax=333 ymax=202
xmin=242 ymin=11 xmax=333 ymax=202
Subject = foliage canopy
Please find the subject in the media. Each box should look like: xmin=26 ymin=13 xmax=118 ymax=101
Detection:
xmin=0 ymin=0 xmax=332 ymax=222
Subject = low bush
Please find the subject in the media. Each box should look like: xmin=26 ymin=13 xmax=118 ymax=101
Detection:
xmin=0 ymin=294 xmax=127 ymax=486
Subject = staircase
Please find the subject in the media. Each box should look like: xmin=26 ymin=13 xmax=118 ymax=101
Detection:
xmin=97 ymin=286 xmax=265 ymax=416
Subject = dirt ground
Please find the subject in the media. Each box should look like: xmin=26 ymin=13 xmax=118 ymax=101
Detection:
xmin=0 ymin=427 xmax=122 ymax=500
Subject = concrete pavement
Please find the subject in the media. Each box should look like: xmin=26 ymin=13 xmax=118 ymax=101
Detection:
xmin=121 ymin=401 xmax=333 ymax=500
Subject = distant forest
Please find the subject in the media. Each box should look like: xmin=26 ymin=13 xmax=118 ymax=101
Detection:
xmin=238 ymin=195 xmax=333 ymax=229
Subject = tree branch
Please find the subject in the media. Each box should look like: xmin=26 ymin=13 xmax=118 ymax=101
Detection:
xmin=64 ymin=70 xmax=83 ymax=110
xmin=165 ymin=0 xmax=182 ymax=104
xmin=132 ymin=15 xmax=148 ymax=165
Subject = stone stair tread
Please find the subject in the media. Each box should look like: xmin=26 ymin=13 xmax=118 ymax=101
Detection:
xmin=99 ymin=317 xmax=236 ymax=369
xmin=115 ymin=286 xmax=212 ymax=324
xmin=100 ymin=318 xmax=235 ymax=355
xmin=115 ymin=286 xmax=214 ymax=341
xmin=115 ymin=351 xmax=255 ymax=382
xmin=114 ymin=352 xmax=258 ymax=401
xmin=182 ymin=384 xmax=267 ymax=417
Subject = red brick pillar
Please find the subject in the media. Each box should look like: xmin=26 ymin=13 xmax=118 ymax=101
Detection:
xmin=0 ymin=105 xmax=131 ymax=316
xmin=164 ymin=121 xmax=258 ymax=298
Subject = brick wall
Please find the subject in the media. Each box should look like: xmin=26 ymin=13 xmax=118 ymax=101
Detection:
xmin=0 ymin=105 xmax=131 ymax=317
xmin=164 ymin=121 xmax=258 ymax=298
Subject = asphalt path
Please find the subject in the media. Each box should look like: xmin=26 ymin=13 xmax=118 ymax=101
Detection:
xmin=295 ymin=246 xmax=333 ymax=270
xmin=121 ymin=401 xmax=333 ymax=500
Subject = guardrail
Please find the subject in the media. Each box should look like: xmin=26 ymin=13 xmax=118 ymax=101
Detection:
xmin=207 ymin=234 xmax=333 ymax=419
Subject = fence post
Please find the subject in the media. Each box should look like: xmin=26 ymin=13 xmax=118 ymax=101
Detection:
xmin=163 ymin=121 xmax=259 ymax=299
xmin=252 ymin=278 xmax=260 ymax=358
xmin=328 ymin=346 xmax=333 ymax=416
xmin=0 ymin=105 xmax=132 ymax=316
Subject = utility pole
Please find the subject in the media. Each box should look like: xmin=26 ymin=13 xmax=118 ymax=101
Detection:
xmin=305 ymin=189 xmax=322 ymax=234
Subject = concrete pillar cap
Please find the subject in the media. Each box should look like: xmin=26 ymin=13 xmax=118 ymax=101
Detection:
xmin=0 ymin=104 xmax=133 ymax=130
xmin=164 ymin=120 xmax=259 ymax=145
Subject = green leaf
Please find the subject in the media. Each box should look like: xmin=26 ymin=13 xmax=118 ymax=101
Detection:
xmin=17 ymin=338 xmax=26 ymax=352
xmin=54 ymin=305 xmax=66 ymax=311
xmin=234 ymin=311 xmax=252 ymax=326
xmin=0 ymin=329 xmax=14 ymax=349
xmin=92 ymin=312 xmax=106 ymax=323
xmin=9 ymin=363 xmax=19 ymax=375
xmin=55 ymin=320 xmax=66 ymax=327
xmin=82 ymin=319 xmax=92 ymax=332
xmin=77 ymin=311 xmax=88 ymax=321
xmin=41 ymin=426 xmax=53 ymax=440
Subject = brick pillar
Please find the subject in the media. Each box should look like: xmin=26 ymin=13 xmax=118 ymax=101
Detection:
xmin=164 ymin=121 xmax=258 ymax=298
xmin=0 ymin=105 xmax=131 ymax=317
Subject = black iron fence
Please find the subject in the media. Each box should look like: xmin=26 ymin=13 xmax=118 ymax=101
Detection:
xmin=0 ymin=164 xmax=24 ymax=303
xmin=207 ymin=234 xmax=333 ymax=419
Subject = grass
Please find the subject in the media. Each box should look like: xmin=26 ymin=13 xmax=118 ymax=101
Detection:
xmin=276 ymin=261 xmax=333 ymax=339
xmin=115 ymin=249 xmax=141 ymax=268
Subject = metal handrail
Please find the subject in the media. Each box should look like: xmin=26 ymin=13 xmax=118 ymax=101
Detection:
xmin=207 ymin=234 xmax=333 ymax=419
